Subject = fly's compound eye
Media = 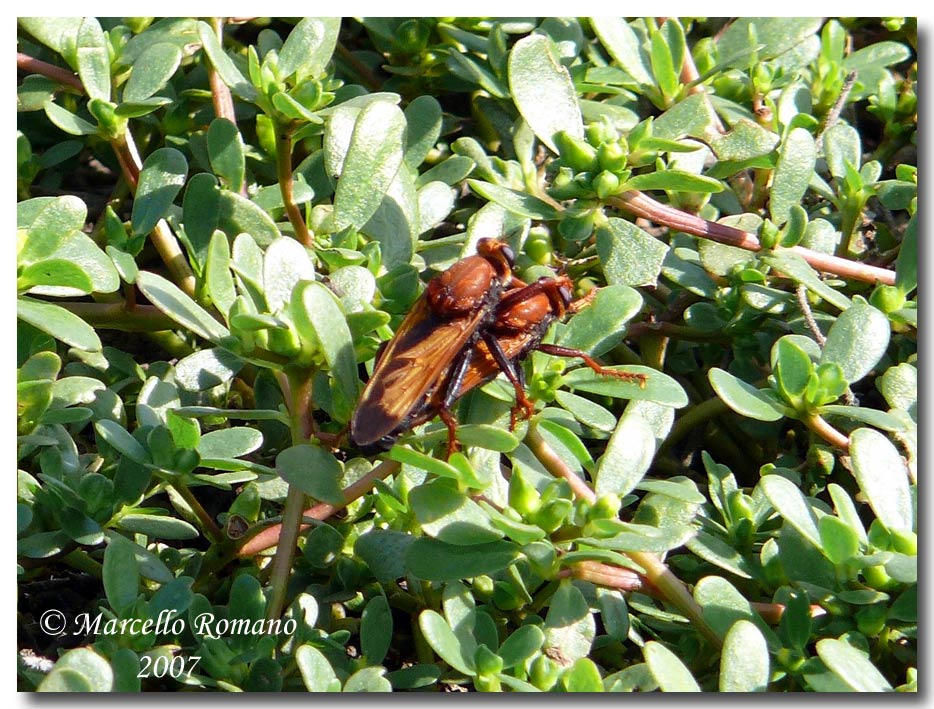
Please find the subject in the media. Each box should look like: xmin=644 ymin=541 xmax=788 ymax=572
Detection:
xmin=500 ymin=244 xmax=515 ymax=267
xmin=558 ymin=285 xmax=573 ymax=307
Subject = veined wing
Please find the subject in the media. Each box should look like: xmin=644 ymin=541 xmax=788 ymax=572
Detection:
xmin=351 ymin=298 xmax=490 ymax=446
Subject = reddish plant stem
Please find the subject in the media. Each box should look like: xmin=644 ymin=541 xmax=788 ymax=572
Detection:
xmin=17 ymin=52 xmax=83 ymax=91
xmin=274 ymin=124 xmax=313 ymax=247
xmin=610 ymin=191 xmax=896 ymax=286
xmin=208 ymin=18 xmax=238 ymax=124
xmin=238 ymin=459 xmax=401 ymax=557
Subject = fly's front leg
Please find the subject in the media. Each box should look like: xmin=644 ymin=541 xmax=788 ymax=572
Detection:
xmin=536 ymin=344 xmax=648 ymax=388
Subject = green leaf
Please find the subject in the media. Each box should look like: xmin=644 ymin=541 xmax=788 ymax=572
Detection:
xmin=175 ymin=347 xmax=244 ymax=392
xmin=710 ymin=119 xmax=778 ymax=161
xmin=17 ymin=297 xmax=100 ymax=352
xmin=354 ymin=529 xmax=414 ymax=584
xmin=418 ymin=610 xmax=474 ymax=675
xmin=44 ymin=102 xmax=98 ymax=136
xmin=558 ymin=284 xmax=644 ymax=355
xmin=544 ymin=581 xmax=595 ymax=664
xmin=719 ymin=620 xmax=770 ymax=692
xmin=818 ymin=405 xmax=907 ymax=432
xmin=625 ymin=169 xmax=723 ymax=193
xmin=332 ymin=101 xmax=406 ymax=231
xmin=278 ymin=17 xmax=340 ymax=80
xmin=416 ymin=155 xmax=475 ymax=188
xmin=595 ymin=410 xmax=656 ymax=498
xmin=819 ymin=515 xmax=859 ymax=564
xmin=708 ymin=367 xmax=786 ymax=421
xmin=343 ymin=667 xmax=391 ymax=693
xmin=770 ymin=127 xmax=816 ymax=225
xmin=595 ymin=218 xmax=669 ymax=287
xmin=507 ymin=33 xmax=583 ymax=153
xmin=38 ymin=648 xmax=113 ymax=692
xmin=555 ymin=391 xmax=616 ymax=432
xmin=18 ymin=17 xmax=83 ymax=55
xmin=650 ymin=29 xmax=678 ymax=98
xmin=563 ymin=658 xmax=605 ymax=692
xmin=590 ymin=18 xmax=652 ymax=86
xmin=102 ymin=534 xmax=140 ymax=612
xmin=276 ymin=444 xmax=343 ymax=505
xmin=131 ymin=148 xmax=188 ymax=237
xmin=264 ymin=236 xmax=316 ymax=313
xmin=204 ymin=231 xmax=236 ymax=316
xmin=19 ymin=259 xmax=94 ymax=294
xmin=291 ymin=281 xmax=358 ymax=422
xmin=849 ymin=428 xmax=913 ymax=533
xmin=717 ymin=18 xmax=823 ymax=65
xmin=644 ymin=641 xmax=700 ymax=691
xmin=198 ymin=427 xmax=263 ymax=460
xmin=361 ymin=594 xmax=392 ymax=665
xmin=18 ymin=195 xmax=87 ymax=262
xmin=466 ymin=179 xmax=559 ymax=220
xmin=361 ymin=167 xmax=417 ymax=269
xmin=405 ymin=538 xmax=519 ymax=582
xmin=823 ymin=123 xmax=861 ymax=181
xmin=295 ymin=645 xmax=341 ymax=692
xmin=404 ymin=95 xmax=443 ymax=170
xmin=76 ymin=18 xmax=111 ymax=101
xmin=207 ymin=118 xmax=245 ymax=192
xmin=895 ymin=214 xmax=916 ymax=294
xmin=843 ymin=41 xmax=912 ymax=73
xmin=820 ymin=303 xmax=890 ymax=384
xmin=196 ymin=21 xmax=257 ymax=102
xmin=773 ymin=336 xmax=814 ymax=400
xmin=410 ymin=479 xmax=503 ymax=546
xmin=136 ymin=271 xmax=230 ymax=343
xmin=497 ymin=624 xmax=544 ymax=670
xmin=455 ymin=424 xmax=519 ymax=452
xmin=815 ymin=639 xmax=894 ymax=692
xmin=563 ymin=365 xmax=686 ymax=407
xmin=760 ymin=474 xmax=821 ymax=547
xmin=123 ymin=42 xmax=182 ymax=102
xmin=116 ymin=514 xmax=199 ymax=540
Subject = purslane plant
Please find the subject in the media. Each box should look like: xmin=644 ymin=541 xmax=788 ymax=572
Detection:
xmin=18 ymin=17 xmax=915 ymax=693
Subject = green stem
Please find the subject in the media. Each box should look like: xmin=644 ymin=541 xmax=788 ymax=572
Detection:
xmin=660 ymin=397 xmax=730 ymax=453
xmin=627 ymin=550 xmax=721 ymax=648
xmin=265 ymin=371 xmax=315 ymax=621
xmin=170 ymin=481 xmax=223 ymax=544
xmin=806 ymin=412 xmax=850 ymax=451
xmin=274 ymin=123 xmax=312 ymax=247
xmin=57 ymin=301 xmax=175 ymax=331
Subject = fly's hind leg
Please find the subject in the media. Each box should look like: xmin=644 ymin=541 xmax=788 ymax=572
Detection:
xmin=536 ymin=344 xmax=647 ymax=388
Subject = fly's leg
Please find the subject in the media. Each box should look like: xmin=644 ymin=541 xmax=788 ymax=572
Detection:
xmin=536 ymin=344 xmax=647 ymax=388
xmin=481 ymin=331 xmax=536 ymax=428
xmin=434 ymin=341 xmax=476 ymax=458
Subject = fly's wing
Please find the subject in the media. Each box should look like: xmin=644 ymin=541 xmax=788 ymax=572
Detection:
xmin=351 ymin=297 xmax=489 ymax=447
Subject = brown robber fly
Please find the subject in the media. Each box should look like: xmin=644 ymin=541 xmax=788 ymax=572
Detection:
xmin=376 ymin=275 xmax=648 ymax=455
xmin=349 ymin=238 xmax=519 ymax=451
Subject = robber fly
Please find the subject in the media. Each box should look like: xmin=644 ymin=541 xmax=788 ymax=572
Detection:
xmin=349 ymin=238 xmax=519 ymax=451
xmin=389 ymin=275 xmax=648 ymax=455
